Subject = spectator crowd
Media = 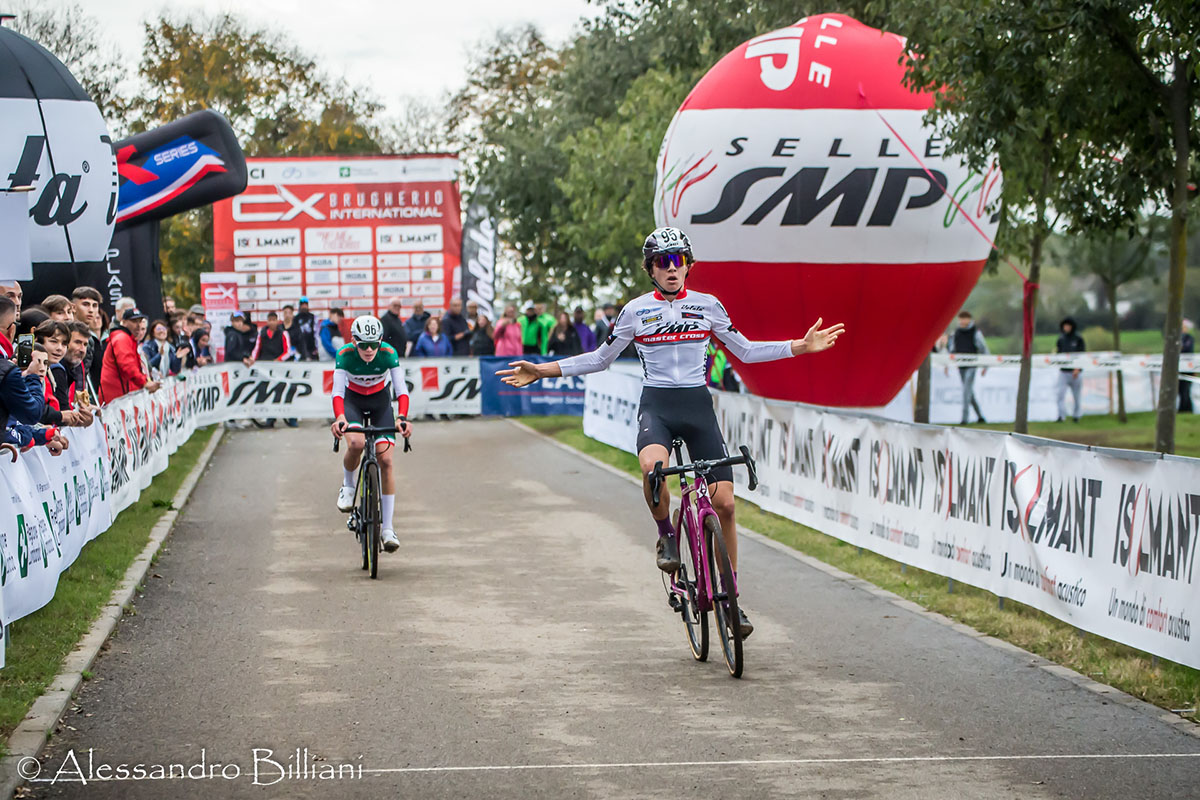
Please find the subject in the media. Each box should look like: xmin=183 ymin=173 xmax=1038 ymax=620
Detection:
xmin=0 ymin=283 xmax=751 ymax=459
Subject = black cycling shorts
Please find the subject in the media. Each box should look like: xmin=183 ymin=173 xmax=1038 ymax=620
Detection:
xmin=636 ymin=386 xmax=732 ymax=484
xmin=343 ymin=389 xmax=396 ymax=443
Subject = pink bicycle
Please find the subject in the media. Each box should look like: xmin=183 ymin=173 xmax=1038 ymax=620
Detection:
xmin=650 ymin=438 xmax=758 ymax=678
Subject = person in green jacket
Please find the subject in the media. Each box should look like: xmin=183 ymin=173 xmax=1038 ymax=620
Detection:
xmin=706 ymin=341 xmax=727 ymax=387
xmin=535 ymin=304 xmax=557 ymax=356
xmin=517 ymin=302 xmax=547 ymax=355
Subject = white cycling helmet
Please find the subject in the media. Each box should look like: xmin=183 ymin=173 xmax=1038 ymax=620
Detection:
xmin=351 ymin=314 xmax=384 ymax=343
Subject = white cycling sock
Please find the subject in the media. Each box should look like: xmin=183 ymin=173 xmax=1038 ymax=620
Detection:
xmin=381 ymin=494 xmax=395 ymax=530
xmin=343 ymin=468 xmax=356 ymax=489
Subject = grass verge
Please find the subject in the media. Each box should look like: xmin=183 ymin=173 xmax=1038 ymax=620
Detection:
xmin=520 ymin=415 xmax=1200 ymax=724
xmin=0 ymin=426 xmax=218 ymax=748
xmin=975 ymin=410 xmax=1200 ymax=457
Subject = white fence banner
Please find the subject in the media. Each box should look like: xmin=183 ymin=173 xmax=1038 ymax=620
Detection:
xmin=1 ymin=357 xmax=484 ymax=667
xmin=584 ymin=378 xmax=1200 ymax=668
xmin=583 ymin=367 xmax=644 ymax=454
xmin=0 ymin=381 xmax=196 ymax=669
xmin=931 ymin=351 xmax=1200 ymax=371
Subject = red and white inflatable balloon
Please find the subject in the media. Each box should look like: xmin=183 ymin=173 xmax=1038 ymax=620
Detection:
xmin=655 ymin=13 xmax=1001 ymax=407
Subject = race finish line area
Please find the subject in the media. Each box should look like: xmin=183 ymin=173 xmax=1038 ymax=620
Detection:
xmin=21 ymin=420 xmax=1200 ymax=800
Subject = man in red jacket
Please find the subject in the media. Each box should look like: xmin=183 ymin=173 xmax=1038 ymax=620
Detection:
xmin=101 ymin=308 xmax=160 ymax=403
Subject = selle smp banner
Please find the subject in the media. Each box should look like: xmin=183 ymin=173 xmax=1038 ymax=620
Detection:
xmin=582 ymin=372 xmax=1200 ymax=669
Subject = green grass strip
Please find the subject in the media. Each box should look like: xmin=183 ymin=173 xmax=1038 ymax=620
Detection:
xmin=0 ymin=426 xmax=218 ymax=748
xmin=520 ymin=414 xmax=1200 ymax=723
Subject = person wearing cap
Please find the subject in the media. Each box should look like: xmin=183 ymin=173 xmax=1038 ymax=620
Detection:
xmin=223 ymin=311 xmax=257 ymax=364
xmin=100 ymin=307 xmax=159 ymax=403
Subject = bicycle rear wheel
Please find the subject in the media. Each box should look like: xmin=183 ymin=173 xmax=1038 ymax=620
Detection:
xmin=704 ymin=514 xmax=742 ymax=678
xmin=675 ymin=509 xmax=708 ymax=661
xmin=361 ymin=460 xmax=381 ymax=579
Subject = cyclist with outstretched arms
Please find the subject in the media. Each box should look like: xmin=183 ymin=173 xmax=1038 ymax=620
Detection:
xmin=499 ymin=227 xmax=843 ymax=636
xmin=331 ymin=315 xmax=413 ymax=552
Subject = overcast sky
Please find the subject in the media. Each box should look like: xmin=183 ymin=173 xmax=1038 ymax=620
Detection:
xmin=62 ymin=0 xmax=598 ymax=114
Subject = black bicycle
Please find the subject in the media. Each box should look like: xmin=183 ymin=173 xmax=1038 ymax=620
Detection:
xmin=333 ymin=427 xmax=411 ymax=579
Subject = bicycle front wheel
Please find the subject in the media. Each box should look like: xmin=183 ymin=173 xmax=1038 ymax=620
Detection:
xmin=675 ymin=510 xmax=708 ymax=662
xmin=704 ymin=514 xmax=742 ymax=678
xmin=361 ymin=460 xmax=382 ymax=579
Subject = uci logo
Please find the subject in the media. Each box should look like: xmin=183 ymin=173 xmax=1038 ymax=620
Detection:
xmin=232 ymin=186 xmax=325 ymax=222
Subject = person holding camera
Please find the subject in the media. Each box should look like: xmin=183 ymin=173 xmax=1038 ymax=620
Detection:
xmin=33 ymin=320 xmax=93 ymax=427
xmin=0 ymin=320 xmax=69 ymax=456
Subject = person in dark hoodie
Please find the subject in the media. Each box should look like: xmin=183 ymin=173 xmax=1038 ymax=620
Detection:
xmin=403 ymin=301 xmax=431 ymax=355
xmin=0 ymin=297 xmax=52 ymax=430
xmin=223 ymin=311 xmax=257 ymax=363
xmin=295 ymin=297 xmax=319 ymax=360
xmin=947 ymin=310 xmax=989 ymax=424
xmin=1055 ymin=317 xmax=1086 ymax=422
xmin=380 ymin=297 xmax=408 ymax=357
xmin=441 ymin=297 xmax=472 ymax=356
xmin=1179 ymin=318 xmax=1194 ymax=414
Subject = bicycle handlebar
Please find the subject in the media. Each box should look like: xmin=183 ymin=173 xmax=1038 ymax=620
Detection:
xmin=649 ymin=445 xmax=758 ymax=506
xmin=333 ymin=426 xmax=412 ymax=453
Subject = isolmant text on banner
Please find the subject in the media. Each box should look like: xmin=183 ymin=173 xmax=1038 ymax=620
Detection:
xmin=580 ymin=369 xmax=1200 ymax=669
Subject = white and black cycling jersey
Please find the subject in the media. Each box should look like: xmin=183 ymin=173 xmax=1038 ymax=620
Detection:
xmin=557 ymin=289 xmax=793 ymax=388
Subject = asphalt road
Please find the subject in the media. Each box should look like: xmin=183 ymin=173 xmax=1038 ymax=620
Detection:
xmin=22 ymin=419 xmax=1200 ymax=799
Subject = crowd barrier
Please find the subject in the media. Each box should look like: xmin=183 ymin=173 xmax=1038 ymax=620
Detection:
xmin=582 ymin=369 xmax=1200 ymax=669
xmin=0 ymin=357 xmax=585 ymax=667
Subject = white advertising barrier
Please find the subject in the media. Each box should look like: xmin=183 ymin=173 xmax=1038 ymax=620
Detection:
xmin=0 ymin=378 xmax=197 ymax=668
xmin=932 ymin=352 xmax=1200 ymax=371
xmin=583 ymin=373 xmax=1200 ymax=668
xmin=186 ymin=359 xmax=481 ymax=422
xmin=582 ymin=366 xmax=644 ymax=454
xmin=1 ymin=358 xmax=480 ymax=668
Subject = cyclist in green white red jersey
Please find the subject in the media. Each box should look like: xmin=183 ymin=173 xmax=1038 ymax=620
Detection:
xmin=330 ymin=315 xmax=413 ymax=552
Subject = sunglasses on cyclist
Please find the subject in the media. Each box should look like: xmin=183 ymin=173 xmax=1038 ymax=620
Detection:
xmin=355 ymin=341 xmax=380 ymax=351
xmin=652 ymin=252 xmax=691 ymax=270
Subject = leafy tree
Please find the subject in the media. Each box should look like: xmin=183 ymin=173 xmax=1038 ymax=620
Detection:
xmin=130 ymin=14 xmax=385 ymax=303
xmin=383 ymin=96 xmax=458 ymax=154
xmin=1062 ymin=1 xmax=1199 ymax=452
xmin=558 ymin=68 xmax=702 ymax=297
xmin=7 ymin=1 xmax=130 ymax=129
xmin=1056 ymin=225 xmax=1157 ymax=421
xmin=878 ymin=0 xmax=1101 ymax=433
